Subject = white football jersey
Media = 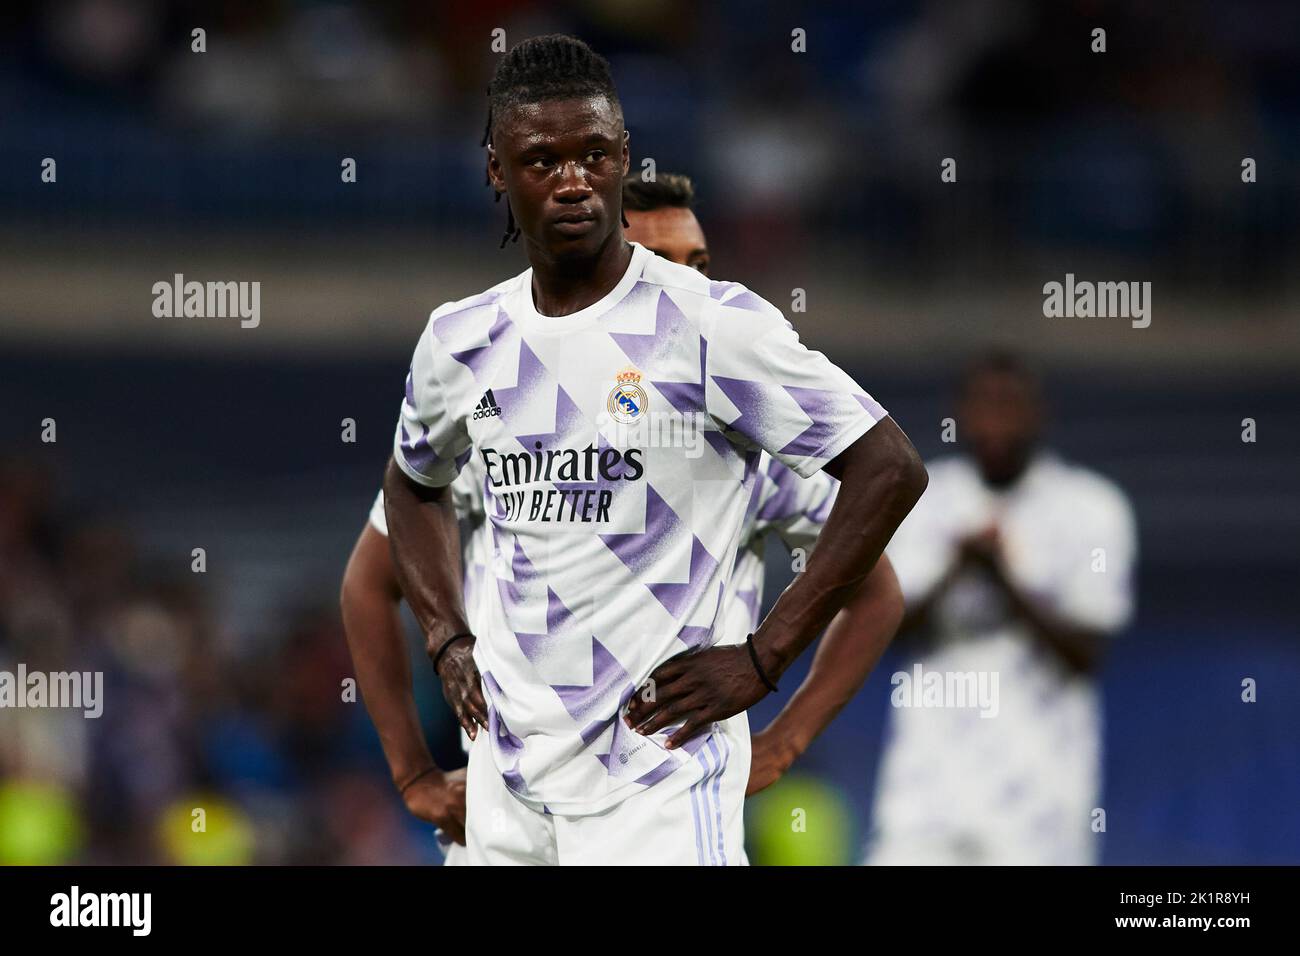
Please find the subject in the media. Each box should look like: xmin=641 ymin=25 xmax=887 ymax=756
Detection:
xmin=867 ymin=453 xmax=1137 ymax=864
xmin=715 ymin=457 xmax=839 ymax=647
xmin=391 ymin=241 xmax=886 ymax=813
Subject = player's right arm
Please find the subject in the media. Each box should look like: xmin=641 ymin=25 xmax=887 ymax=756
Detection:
xmin=386 ymin=315 xmax=488 ymax=741
xmin=383 ymin=457 xmax=488 ymax=739
xmin=340 ymin=507 xmax=466 ymax=843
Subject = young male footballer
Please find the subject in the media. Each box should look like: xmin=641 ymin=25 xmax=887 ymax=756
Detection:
xmin=342 ymin=168 xmax=905 ymax=863
xmin=380 ymin=34 xmax=926 ymax=865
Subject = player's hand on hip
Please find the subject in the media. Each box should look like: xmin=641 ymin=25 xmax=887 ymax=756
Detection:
xmin=403 ymin=767 xmax=467 ymax=845
xmin=624 ymin=644 xmax=768 ymax=749
xmin=432 ymin=638 xmax=490 ymax=739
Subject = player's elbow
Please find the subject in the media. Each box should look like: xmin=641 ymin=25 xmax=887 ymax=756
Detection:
xmin=859 ymin=557 xmax=905 ymax=638
xmin=884 ymin=437 xmax=928 ymax=514
xmin=341 ymin=525 xmax=403 ymax=617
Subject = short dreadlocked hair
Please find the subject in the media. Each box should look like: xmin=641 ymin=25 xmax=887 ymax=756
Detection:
xmin=622 ymin=172 xmax=696 ymax=213
xmin=482 ymin=34 xmax=624 ymax=246
xmin=482 ymin=34 xmax=622 ymax=150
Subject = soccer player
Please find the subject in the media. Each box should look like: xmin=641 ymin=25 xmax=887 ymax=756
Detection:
xmin=341 ymin=169 xmax=907 ymax=864
xmin=382 ymin=34 xmax=926 ymax=865
xmin=864 ymin=353 xmax=1137 ymax=865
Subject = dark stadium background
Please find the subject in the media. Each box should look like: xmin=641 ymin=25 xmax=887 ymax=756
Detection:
xmin=1 ymin=1 xmax=1297 ymax=864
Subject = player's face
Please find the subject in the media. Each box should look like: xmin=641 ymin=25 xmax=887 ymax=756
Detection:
xmin=624 ymin=207 xmax=710 ymax=275
xmin=488 ymin=96 xmax=630 ymax=261
xmin=959 ymin=370 xmax=1043 ymax=487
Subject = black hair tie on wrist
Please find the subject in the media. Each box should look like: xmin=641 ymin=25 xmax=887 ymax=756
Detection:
xmin=431 ymin=632 xmax=474 ymax=674
xmin=745 ymin=633 xmax=779 ymax=693
xmin=398 ymin=765 xmax=438 ymax=796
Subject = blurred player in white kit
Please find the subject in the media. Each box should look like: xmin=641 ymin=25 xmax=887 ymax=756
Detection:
xmin=864 ymin=353 xmax=1137 ymax=866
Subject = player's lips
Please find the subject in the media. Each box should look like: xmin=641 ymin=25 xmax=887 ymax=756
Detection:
xmin=550 ymin=211 xmax=597 ymax=236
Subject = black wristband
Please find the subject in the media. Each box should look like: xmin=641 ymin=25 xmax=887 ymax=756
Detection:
xmin=398 ymin=765 xmax=438 ymax=796
xmin=431 ymin=631 xmax=474 ymax=674
xmin=745 ymin=633 xmax=779 ymax=693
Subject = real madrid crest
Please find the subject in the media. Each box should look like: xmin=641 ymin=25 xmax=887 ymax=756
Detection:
xmin=607 ymin=365 xmax=648 ymax=424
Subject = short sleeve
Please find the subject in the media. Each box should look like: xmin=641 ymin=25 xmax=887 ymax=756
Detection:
xmin=1049 ymin=484 xmax=1138 ymax=634
xmin=703 ymin=290 xmax=887 ymax=478
xmin=450 ymin=452 xmax=486 ymax=521
xmin=753 ymin=458 xmax=839 ymax=553
xmin=392 ymin=316 xmax=472 ymax=488
xmin=368 ymin=490 xmax=388 ymax=536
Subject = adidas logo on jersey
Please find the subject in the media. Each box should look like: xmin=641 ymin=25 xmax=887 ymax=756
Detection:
xmin=473 ymin=389 xmax=502 ymax=420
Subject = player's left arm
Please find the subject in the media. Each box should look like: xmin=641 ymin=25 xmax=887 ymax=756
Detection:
xmin=747 ymin=553 xmax=903 ymax=796
xmin=628 ymin=419 xmax=926 ymax=746
xmin=626 ymin=293 xmax=925 ymax=746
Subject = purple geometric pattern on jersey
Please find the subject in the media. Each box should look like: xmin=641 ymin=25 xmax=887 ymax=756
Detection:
xmin=609 ymin=288 xmax=693 ymax=372
xmin=777 ymin=384 xmax=872 ymax=459
xmin=758 ymin=457 xmax=806 ymax=523
xmin=711 ymin=374 xmax=873 ymax=462
xmin=703 ymin=430 xmax=743 ymax=464
xmin=708 ymin=280 xmax=740 ymax=300
xmin=489 ymin=338 xmax=550 ymax=431
xmin=482 ymin=670 xmax=528 ymax=795
xmin=855 ymin=391 xmax=888 ymax=420
xmin=676 ymin=623 xmax=714 ymax=652
xmin=399 ymin=422 xmax=441 ymax=476
xmin=735 ymin=587 xmax=761 ymax=630
xmin=651 ymin=332 xmax=706 ymax=414
xmin=511 ymin=585 xmax=569 ymax=665
xmin=719 ymin=290 xmax=768 ymax=314
xmin=553 ymin=636 xmax=634 ymax=745
xmin=806 ymin=484 xmax=836 ymax=525
xmin=709 ymin=374 xmax=781 ymax=451
xmin=600 ymin=485 xmax=719 ymax=620
xmin=650 ymin=538 xmax=721 ymax=621
xmin=739 ymin=449 xmax=765 ymax=529
xmin=432 ymin=289 xmax=506 ymax=342
xmin=496 ymin=534 xmax=544 ymax=613
xmin=449 ymin=305 xmax=517 ymax=380
xmin=494 ymin=534 xmax=637 ymax=748
xmin=515 ymin=382 xmax=584 ymax=453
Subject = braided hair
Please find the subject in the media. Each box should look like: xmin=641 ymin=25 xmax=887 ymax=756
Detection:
xmin=482 ymin=35 xmax=628 ymax=248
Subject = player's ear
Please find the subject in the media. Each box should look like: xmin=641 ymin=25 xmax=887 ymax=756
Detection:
xmin=486 ymin=146 xmax=506 ymax=194
xmin=620 ymin=130 xmax=630 ymax=175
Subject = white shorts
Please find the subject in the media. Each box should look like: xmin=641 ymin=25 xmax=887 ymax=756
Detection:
xmin=463 ymin=714 xmax=750 ymax=865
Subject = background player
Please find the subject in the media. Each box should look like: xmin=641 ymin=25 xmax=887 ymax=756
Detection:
xmin=340 ymin=169 xmax=905 ymax=861
xmin=381 ymin=34 xmax=925 ymax=865
xmin=865 ymin=352 xmax=1137 ymax=865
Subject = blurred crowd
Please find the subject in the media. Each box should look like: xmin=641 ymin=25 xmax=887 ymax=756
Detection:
xmin=0 ymin=454 xmax=444 ymax=864
xmin=1 ymin=0 xmax=1296 ymax=280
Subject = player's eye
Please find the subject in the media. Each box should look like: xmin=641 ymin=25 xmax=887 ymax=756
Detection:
xmin=528 ymin=156 xmax=552 ymax=169
xmin=584 ymin=150 xmax=606 ymax=163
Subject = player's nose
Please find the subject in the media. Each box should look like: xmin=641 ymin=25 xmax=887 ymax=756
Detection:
xmin=553 ymin=161 xmax=593 ymax=199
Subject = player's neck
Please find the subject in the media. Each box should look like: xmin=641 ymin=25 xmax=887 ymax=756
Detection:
xmin=527 ymin=233 xmax=634 ymax=318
